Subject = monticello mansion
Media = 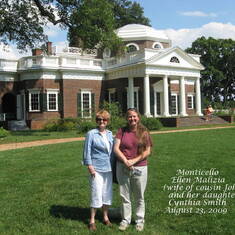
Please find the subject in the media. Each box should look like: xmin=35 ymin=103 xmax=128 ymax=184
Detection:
xmin=0 ymin=24 xmax=204 ymax=129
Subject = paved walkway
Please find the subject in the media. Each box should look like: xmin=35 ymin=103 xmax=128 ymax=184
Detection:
xmin=0 ymin=125 xmax=234 ymax=152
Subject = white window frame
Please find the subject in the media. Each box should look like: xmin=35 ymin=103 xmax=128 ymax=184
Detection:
xmin=187 ymin=94 xmax=194 ymax=109
xmin=171 ymin=93 xmax=178 ymax=115
xmin=47 ymin=89 xmax=59 ymax=111
xmin=28 ymin=89 xmax=40 ymax=112
xmin=126 ymin=43 xmax=139 ymax=53
xmin=133 ymin=87 xmax=139 ymax=111
xmin=152 ymin=42 xmax=163 ymax=49
xmin=81 ymin=90 xmax=92 ymax=118
xmin=108 ymin=88 xmax=116 ymax=103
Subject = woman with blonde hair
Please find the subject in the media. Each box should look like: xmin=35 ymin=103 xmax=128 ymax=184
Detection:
xmin=83 ymin=110 xmax=113 ymax=231
xmin=114 ymin=108 xmax=152 ymax=232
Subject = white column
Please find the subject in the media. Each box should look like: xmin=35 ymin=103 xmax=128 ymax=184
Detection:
xmin=144 ymin=74 xmax=151 ymax=116
xmin=128 ymin=77 xmax=134 ymax=108
xmin=163 ymin=75 xmax=169 ymax=116
xmin=179 ymin=76 xmax=187 ymax=116
xmin=195 ymin=76 xmax=203 ymax=116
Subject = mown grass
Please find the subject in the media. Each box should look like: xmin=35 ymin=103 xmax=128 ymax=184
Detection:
xmin=0 ymin=123 xmax=235 ymax=145
xmin=0 ymin=128 xmax=234 ymax=234
xmin=0 ymin=130 xmax=81 ymax=145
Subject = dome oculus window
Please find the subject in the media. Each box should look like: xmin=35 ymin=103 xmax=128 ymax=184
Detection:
xmin=152 ymin=42 xmax=163 ymax=50
xmin=170 ymin=56 xmax=180 ymax=63
xmin=126 ymin=43 xmax=139 ymax=53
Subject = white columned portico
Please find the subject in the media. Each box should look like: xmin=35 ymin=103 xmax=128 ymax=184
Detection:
xmin=144 ymin=74 xmax=151 ymax=116
xmin=179 ymin=76 xmax=187 ymax=116
xmin=163 ymin=75 xmax=169 ymax=116
xmin=128 ymin=77 xmax=134 ymax=108
xmin=195 ymin=76 xmax=203 ymax=115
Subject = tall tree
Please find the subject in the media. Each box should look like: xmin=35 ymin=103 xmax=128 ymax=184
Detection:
xmin=107 ymin=0 xmax=151 ymax=28
xmin=67 ymin=0 xmax=122 ymax=52
xmin=186 ymin=37 xmax=235 ymax=107
xmin=0 ymin=0 xmax=150 ymax=52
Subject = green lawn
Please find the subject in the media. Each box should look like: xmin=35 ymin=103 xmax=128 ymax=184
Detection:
xmin=0 ymin=128 xmax=234 ymax=234
xmin=0 ymin=130 xmax=81 ymax=145
xmin=0 ymin=123 xmax=234 ymax=145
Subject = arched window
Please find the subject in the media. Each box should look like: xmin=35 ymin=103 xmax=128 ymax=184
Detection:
xmin=126 ymin=43 xmax=139 ymax=53
xmin=152 ymin=42 xmax=163 ymax=50
xmin=170 ymin=56 xmax=180 ymax=63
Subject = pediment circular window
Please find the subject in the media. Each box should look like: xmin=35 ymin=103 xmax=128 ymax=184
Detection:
xmin=170 ymin=56 xmax=180 ymax=63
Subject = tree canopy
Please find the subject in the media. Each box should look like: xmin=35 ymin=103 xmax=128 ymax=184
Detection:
xmin=186 ymin=36 xmax=235 ymax=107
xmin=0 ymin=0 xmax=150 ymax=52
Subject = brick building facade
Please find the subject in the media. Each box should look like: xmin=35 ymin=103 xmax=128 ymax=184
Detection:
xmin=0 ymin=24 xmax=204 ymax=129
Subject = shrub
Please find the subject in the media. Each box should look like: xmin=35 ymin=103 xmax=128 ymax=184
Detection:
xmin=141 ymin=116 xmax=162 ymax=130
xmin=100 ymin=101 xmax=123 ymax=117
xmin=77 ymin=120 xmax=97 ymax=134
xmin=43 ymin=118 xmax=79 ymax=132
xmin=107 ymin=116 xmax=126 ymax=132
xmin=100 ymin=101 xmax=126 ymax=131
xmin=0 ymin=127 xmax=10 ymax=138
xmin=43 ymin=120 xmax=59 ymax=132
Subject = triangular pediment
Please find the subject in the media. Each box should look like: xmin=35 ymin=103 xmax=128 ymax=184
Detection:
xmin=146 ymin=47 xmax=204 ymax=70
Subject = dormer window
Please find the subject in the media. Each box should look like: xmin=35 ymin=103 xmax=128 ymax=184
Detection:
xmin=152 ymin=42 xmax=163 ymax=50
xmin=126 ymin=43 xmax=139 ymax=53
xmin=170 ymin=56 xmax=180 ymax=63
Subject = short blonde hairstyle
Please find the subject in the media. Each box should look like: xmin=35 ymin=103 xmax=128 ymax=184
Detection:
xmin=96 ymin=110 xmax=111 ymax=120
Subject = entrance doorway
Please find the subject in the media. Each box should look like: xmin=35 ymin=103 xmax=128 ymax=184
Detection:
xmin=2 ymin=93 xmax=16 ymax=120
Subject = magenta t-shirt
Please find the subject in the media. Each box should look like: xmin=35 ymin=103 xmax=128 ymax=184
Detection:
xmin=115 ymin=128 xmax=152 ymax=166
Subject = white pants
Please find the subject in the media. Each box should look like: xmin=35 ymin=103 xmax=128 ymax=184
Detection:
xmin=89 ymin=171 xmax=113 ymax=208
xmin=116 ymin=161 xmax=148 ymax=224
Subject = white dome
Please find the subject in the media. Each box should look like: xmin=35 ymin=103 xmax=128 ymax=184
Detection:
xmin=116 ymin=24 xmax=170 ymax=42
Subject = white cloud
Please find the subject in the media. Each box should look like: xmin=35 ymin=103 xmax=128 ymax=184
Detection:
xmin=165 ymin=22 xmax=235 ymax=49
xmin=44 ymin=23 xmax=61 ymax=37
xmin=180 ymin=11 xmax=217 ymax=17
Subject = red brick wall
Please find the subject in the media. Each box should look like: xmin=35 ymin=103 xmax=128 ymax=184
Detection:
xmin=61 ymin=79 xmax=102 ymax=118
xmin=124 ymin=40 xmax=170 ymax=50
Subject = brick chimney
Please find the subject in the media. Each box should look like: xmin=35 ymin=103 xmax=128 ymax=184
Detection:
xmin=32 ymin=48 xmax=43 ymax=56
xmin=46 ymin=42 xmax=52 ymax=55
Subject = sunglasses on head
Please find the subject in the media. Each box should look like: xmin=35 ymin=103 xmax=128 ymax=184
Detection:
xmin=96 ymin=117 xmax=108 ymax=122
xmin=127 ymin=108 xmax=138 ymax=112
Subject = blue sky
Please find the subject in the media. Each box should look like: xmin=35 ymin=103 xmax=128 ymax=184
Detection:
xmin=4 ymin=0 xmax=235 ymax=57
xmin=43 ymin=0 xmax=235 ymax=50
xmin=135 ymin=0 xmax=235 ymax=29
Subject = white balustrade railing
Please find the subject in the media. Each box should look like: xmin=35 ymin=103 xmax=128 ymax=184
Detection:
xmin=0 ymin=59 xmax=18 ymax=71
xmin=63 ymin=47 xmax=98 ymax=56
xmin=3 ymin=48 xmax=159 ymax=72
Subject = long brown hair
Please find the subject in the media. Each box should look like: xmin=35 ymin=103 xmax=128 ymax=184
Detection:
xmin=126 ymin=108 xmax=151 ymax=154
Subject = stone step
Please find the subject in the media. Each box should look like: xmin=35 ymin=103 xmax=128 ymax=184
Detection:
xmin=8 ymin=120 xmax=29 ymax=131
xmin=178 ymin=116 xmax=228 ymax=127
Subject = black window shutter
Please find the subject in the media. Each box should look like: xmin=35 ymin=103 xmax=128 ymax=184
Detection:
xmin=58 ymin=93 xmax=63 ymax=112
xmin=177 ymin=94 xmax=180 ymax=115
xmin=25 ymin=91 xmax=29 ymax=112
xmin=77 ymin=93 xmax=81 ymax=117
xmin=91 ymin=93 xmax=95 ymax=116
xmin=40 ymin=93 xmax=47 ymax=112
xmin=122 ymin=91 xmax=127 ymax=113
xmin=105 ymin=91 xmax=109 ymax=102
xmin=150 ymin=87 xmax=154 ymax=116
xmin=193 ymin=95 xmax=196 ymax=110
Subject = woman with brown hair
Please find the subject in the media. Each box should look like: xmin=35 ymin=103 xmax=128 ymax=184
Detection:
xmin=114 ymin=108 xmax=152 ymax=232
